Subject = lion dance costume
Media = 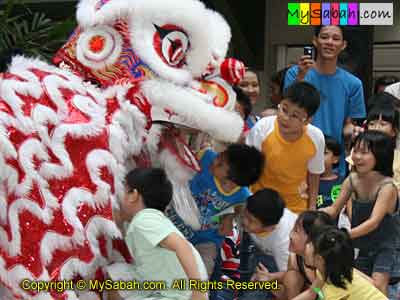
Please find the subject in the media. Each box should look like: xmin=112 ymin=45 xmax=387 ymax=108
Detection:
xmin=0 ymin=0 xmax=246 ymax=299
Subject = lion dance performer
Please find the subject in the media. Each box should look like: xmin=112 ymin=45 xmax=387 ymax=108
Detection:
xmin=0 ymin=0 xmax=245 ymax=299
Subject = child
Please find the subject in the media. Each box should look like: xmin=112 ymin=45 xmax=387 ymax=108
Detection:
xmin=374 ymin=75 xmax=399 ymax=94
xmin=324 ymin=131 xmax=400 ymax=295
xmin=253 ymin=210 xmax=334 ymax=300
xmin=294 ymin=226 xmax=388 ymax=300
xmin=238 ymin=69 xmax=261 ymax=129
xmin=347 ymin=93 xmax=400 ymax=184
xmin=107 ymin=168 xmax=208 ymax=300
xmin=233 ymin=86 xmax=253 ymax=140
xmin=233 ymin=86 xmax=252 ymax=122
xmin=213 ymin=191 xmax=295 ymax=300
xmin=243 ymin=189 xmax=298 ymax=272
xmin=167 ymin=144 xmax=264 ymax=276
xmin=317 ymin=135 xmax=344 ymax=209
xmin=260 ymin=67 xmax=289 ymax=118
xmin=367 ymin=95 xmax=400 ymax=189
xmin=238 ymin=189 xmax=298 ymax=300
xmin=246 ymin=81 xmax=325 ymax=213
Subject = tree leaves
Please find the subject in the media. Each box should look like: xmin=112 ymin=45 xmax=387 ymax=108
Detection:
xmin=0 ymin=0 xmax=76 ymax=61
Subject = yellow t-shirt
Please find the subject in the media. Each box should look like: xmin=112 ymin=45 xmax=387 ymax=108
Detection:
xmin=246 ymin=116 xmax=325 ymax=213
xmin=321 ymin=269 xmax=387 ymax=300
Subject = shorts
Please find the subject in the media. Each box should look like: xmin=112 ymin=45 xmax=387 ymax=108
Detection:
xmin=355 ymin=246 xmax=400 ymax=280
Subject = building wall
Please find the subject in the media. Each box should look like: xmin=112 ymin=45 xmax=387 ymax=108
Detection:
xmin=264 ymin=0 xmax=400 ymax=103
xmin=268 ymin=0 xmax=400 ymax=45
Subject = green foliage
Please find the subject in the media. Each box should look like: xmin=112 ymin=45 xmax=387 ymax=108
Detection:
xmin=0 ymin=0 xmax=76 ymax=61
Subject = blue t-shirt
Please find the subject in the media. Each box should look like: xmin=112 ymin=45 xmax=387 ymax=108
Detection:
xmin=284 ymin=66 xmax=366 ymax=176
xmin=317 ymin=175 xmax=344 ymax=209
xmin=189 ymin=149 xmax=251 ymax=246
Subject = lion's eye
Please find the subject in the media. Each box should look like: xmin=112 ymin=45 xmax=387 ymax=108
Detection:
xmin=153 ymin=24 xmax=189 ymax=67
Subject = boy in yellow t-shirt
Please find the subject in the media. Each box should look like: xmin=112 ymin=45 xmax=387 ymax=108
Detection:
xmin=246 ymin=82 xmax=325 ymax=213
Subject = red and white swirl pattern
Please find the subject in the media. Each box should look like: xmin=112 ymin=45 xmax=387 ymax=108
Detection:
xmin=0 ymin=57 xmax=147 ymax=299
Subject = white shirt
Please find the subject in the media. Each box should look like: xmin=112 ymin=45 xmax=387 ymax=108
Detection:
xmin=250 ymin=208 xmax=298 ymax=271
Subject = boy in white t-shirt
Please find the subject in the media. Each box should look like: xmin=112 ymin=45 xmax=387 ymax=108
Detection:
xmin=239 ymin=189 xmax=297 ymax=300
xmin=242 ymin=189 xmax=297 ymax=273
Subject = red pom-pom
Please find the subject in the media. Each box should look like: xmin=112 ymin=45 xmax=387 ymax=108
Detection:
xmin=220 ymin=58 xmax=245 ymax=85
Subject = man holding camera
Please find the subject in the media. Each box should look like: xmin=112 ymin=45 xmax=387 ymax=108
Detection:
xmin=284 ymin=25 xmax=366 ymax=177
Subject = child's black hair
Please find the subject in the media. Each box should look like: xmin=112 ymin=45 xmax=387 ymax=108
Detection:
xmin=283 ymin=82 xmax=320 ymax=117
xmin=295 ymin=211 xmax=335 ymax=240
xmin=244 ymin=68 xmax=258 ymax=75
xmin=233 ymin=86 xmax=252 ymax=120
xmin=125 ymin=168 xmax=173 ymax=211
xmin=373 ymin=75 xmax=399 ymax=94
xmin=246 ymin=189 xmax=285 ymax=227
xmin=325 ymin=135 xmax=341 ymax=168
xmin=225 ymin=144 xmax=265 ymax=186
xmin=367 ymin=93 xmax=400 ymax=131
xmin=309 ymin=226 xmax=354 ymax=289
xmin=352 ymin=130 xmax=395 ymax=177
xmin=271 ymin=67 xmax=290 ymax=95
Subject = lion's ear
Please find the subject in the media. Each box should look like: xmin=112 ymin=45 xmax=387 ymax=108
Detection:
xmin=76 ymin=0 xmax=135 ymax=29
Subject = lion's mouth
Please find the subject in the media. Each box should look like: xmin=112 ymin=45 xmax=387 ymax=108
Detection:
xmin=157 ymin=124 xmax=200 ymax=172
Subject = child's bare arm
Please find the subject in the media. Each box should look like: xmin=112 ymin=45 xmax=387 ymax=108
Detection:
xmin=159 ymin=233 xmax=207 ymax=300
xmin=350 ymin=184 xmax=397 ymax=239
xmin=283 ymin=254 xmax=307 ymax=299
xmin=291 ymin=273 xmax=325 ymax=300
xmin=160 ymin=233 xmax=201 ymax=279
xmin=291 ymin=288 xmax=320 ymax=300
xmin=307 ymin=172 xmax=320 ymax=210
xmin=320 ymin=177 xmax=351 ymax=218
xmin=254 ymin=262 xmax=285 ymax=282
